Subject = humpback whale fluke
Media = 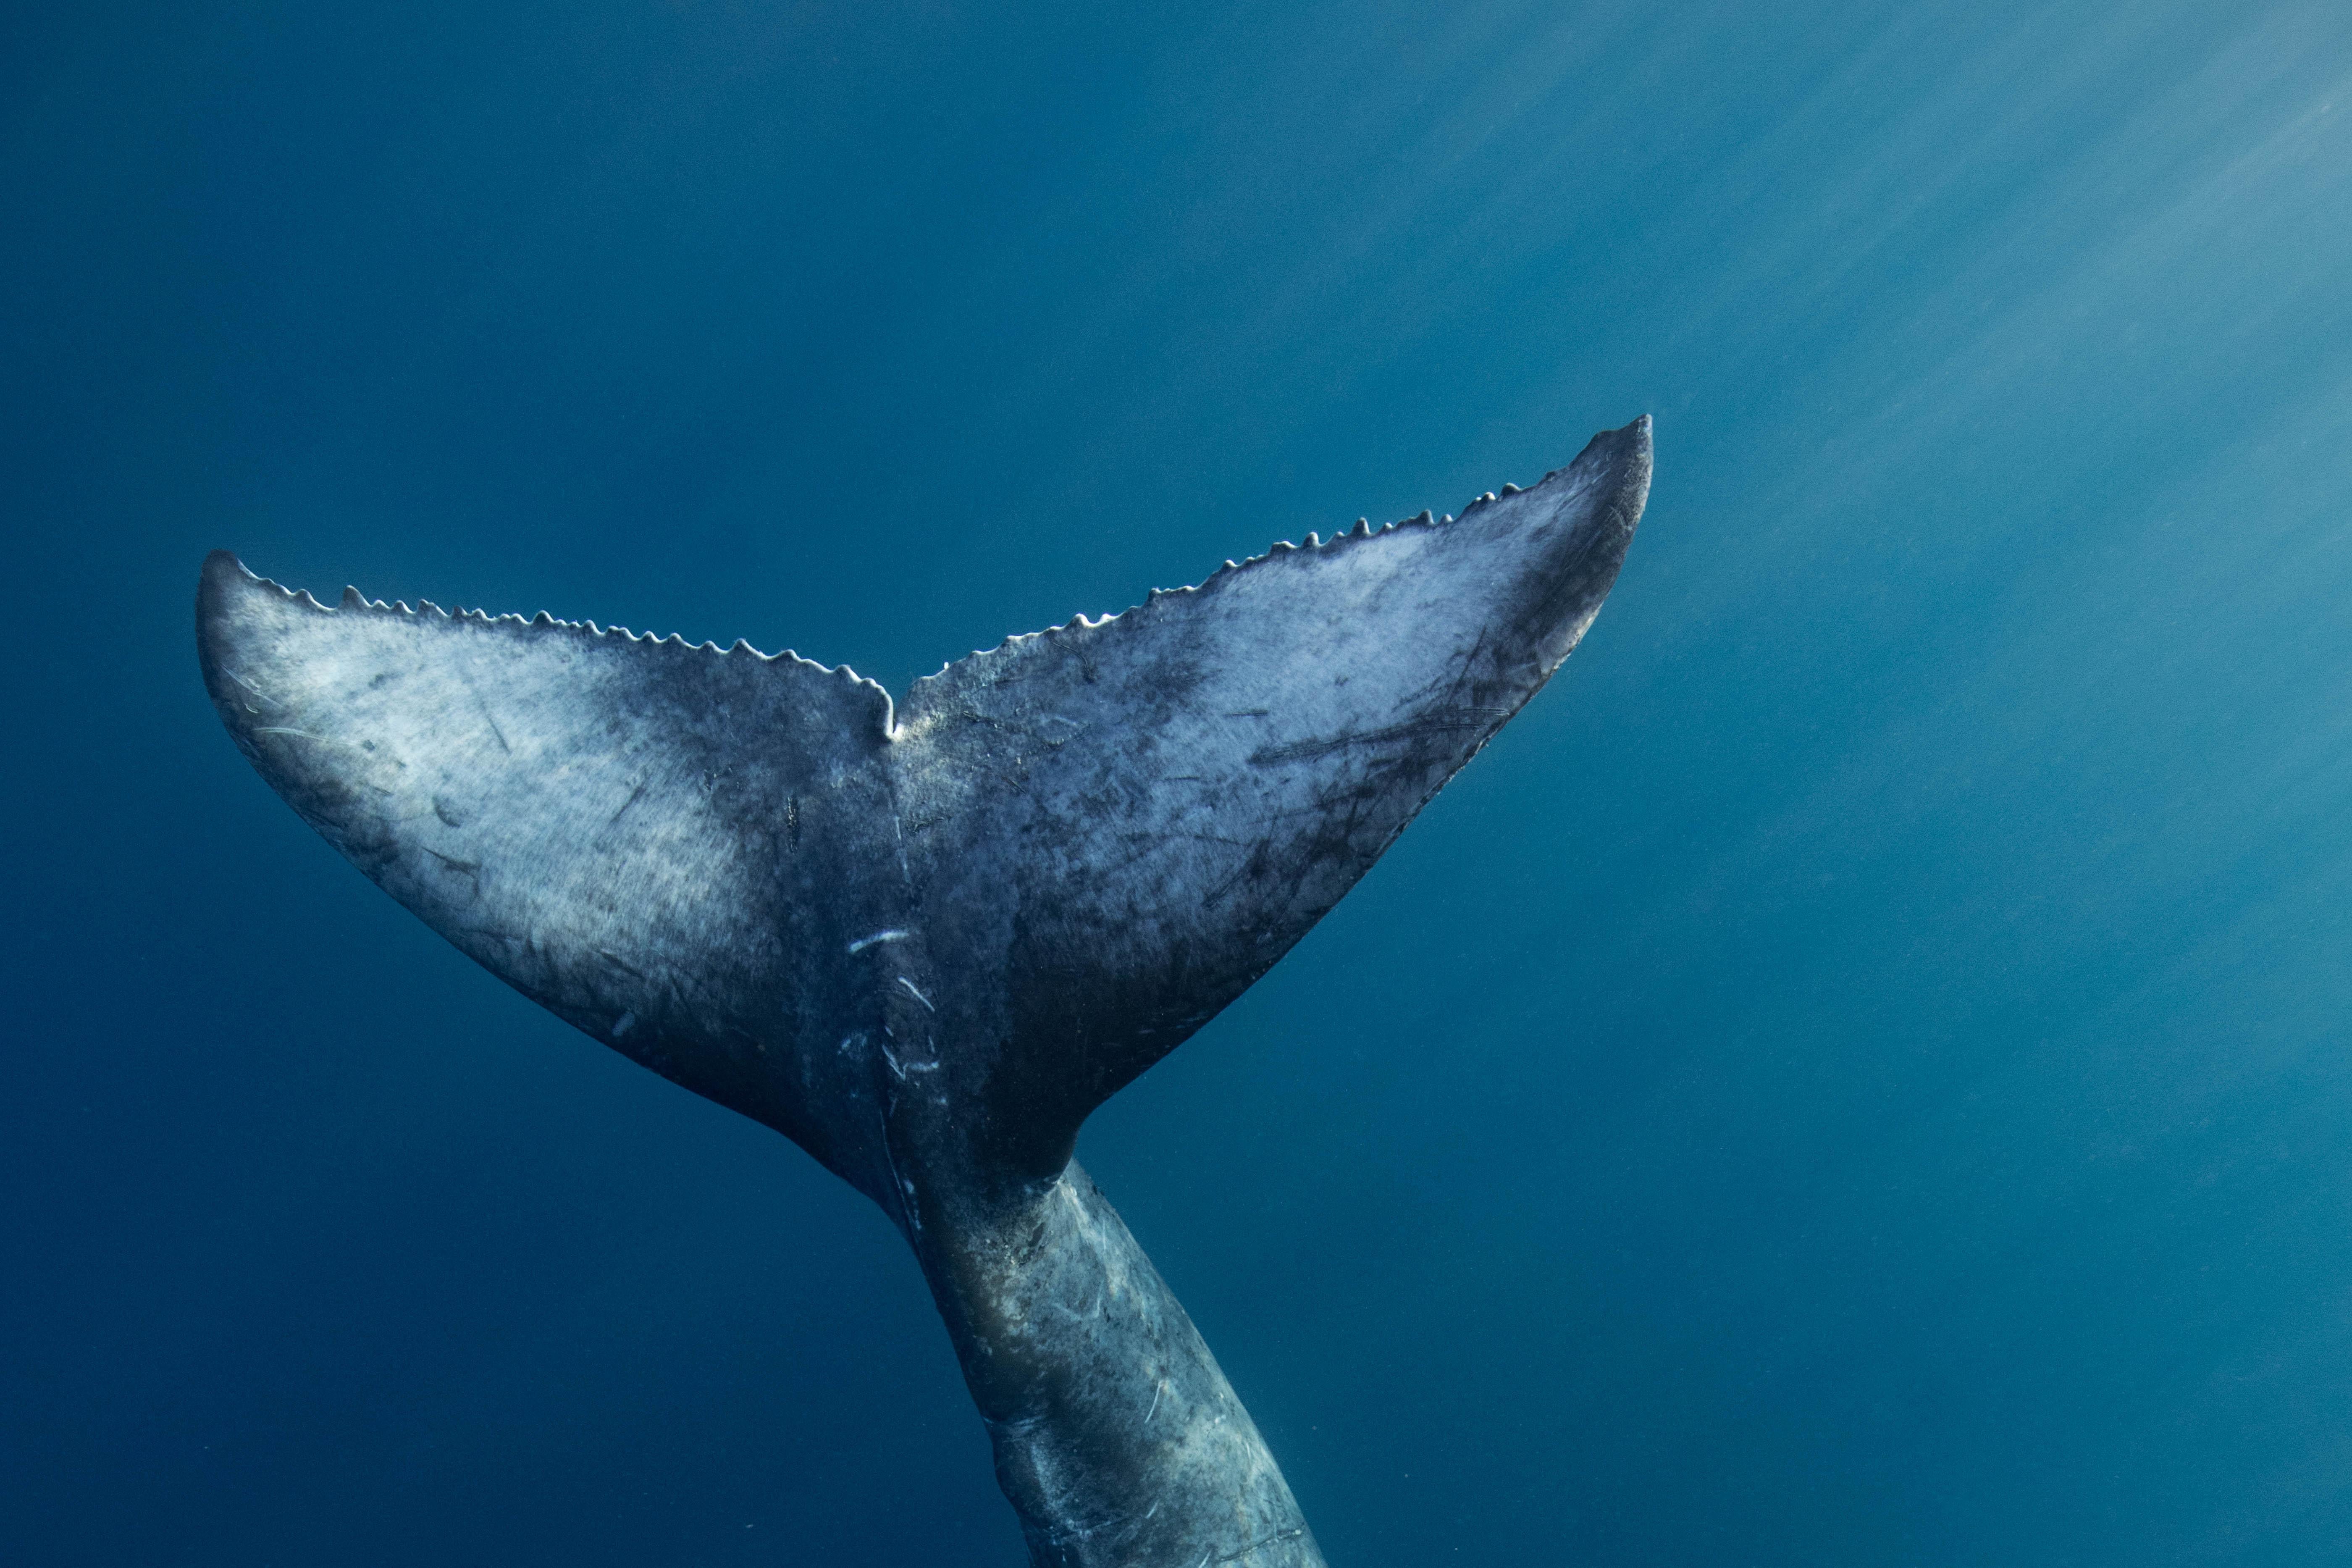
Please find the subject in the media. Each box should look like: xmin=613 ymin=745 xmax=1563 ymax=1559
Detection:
xmin=197 ymin=416 xmax=1652 ymax=1565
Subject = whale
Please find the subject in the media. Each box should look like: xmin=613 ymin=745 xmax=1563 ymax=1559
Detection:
xmin=195 ymin=416 xmax=1652 ymax=1565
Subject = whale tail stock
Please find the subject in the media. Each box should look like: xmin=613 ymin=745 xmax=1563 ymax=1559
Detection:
xmin=197 ymin=417 xmax=1652 ymax=1566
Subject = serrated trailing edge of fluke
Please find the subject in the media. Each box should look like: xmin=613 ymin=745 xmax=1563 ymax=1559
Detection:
xmin=202 ymin=416 xmax=1640 ymax=714
xmin=209 ymin=488 xmax=1464 ymax=701
xmin=203 ymin=549 xmax=886 ymax=695
xmin=903 ymin=463 xmax=1580 ymax=692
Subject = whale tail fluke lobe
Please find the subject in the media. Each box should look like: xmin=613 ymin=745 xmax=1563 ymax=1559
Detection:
xmin=198 ymin=417 xmax=1653 ymax=1565
xmin=892 ymin=416 xmax=1651 ymax=1182
xmin=195 ymin=546 xmax=907 ymax=1174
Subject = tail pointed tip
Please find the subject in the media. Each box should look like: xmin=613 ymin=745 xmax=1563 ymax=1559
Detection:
xmin=1611 ymin=412 xmax=1654 ymax=464
xmin=1553 ymin=414 xmax=1653 ymax=494
xmin=1604 ymin=414 xmax=1655 ymax=515
xmin=198 ymin=550 xmax=269 ymax=628
xmin=200 ymin=548 xmax=251 ymax=588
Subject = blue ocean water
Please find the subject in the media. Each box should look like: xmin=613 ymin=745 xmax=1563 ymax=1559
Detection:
xmin=6 ymin=2 xmax=2352 ymax=1562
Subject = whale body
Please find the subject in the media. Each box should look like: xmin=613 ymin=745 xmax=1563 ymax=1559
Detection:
xmin=196 ymin=417 xmax=1652 ymax=1565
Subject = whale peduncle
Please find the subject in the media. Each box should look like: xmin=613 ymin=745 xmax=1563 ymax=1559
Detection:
xmin=921 ymin=1160 xmax=1321 ymax=1567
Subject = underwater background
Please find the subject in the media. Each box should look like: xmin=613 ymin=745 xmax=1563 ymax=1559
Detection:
xmin=7 ymin=2 xmax=2352 ymax=1562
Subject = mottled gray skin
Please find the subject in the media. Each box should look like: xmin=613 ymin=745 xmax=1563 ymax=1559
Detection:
xmin=195 ymin=418 xmax=1652 ymax=1565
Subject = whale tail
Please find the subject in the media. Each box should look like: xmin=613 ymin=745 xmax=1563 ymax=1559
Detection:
xmin=197 ymin=417 xmax=1648 ymax=1196
xmin=198 ymin=417 xmax=1652 ymax=1566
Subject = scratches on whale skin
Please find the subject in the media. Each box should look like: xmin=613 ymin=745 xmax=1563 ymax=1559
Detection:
xmin=223 ymin=668 xmax=282 ymax=712
xmin=1199 ymin=851 xmax=1262 ymax=911
xmin=848 ymin=929 xmax=911 ymax=954
xmin=1248 ymin=708 xmax=1514 ymax=765
xmin=897 ymin=976 xmax=936 ymax=1011
xmin=423 ymin=846 xmax=481 ymax=885
xmin=1216 ymin=1527 xmax=1308 ymax=1563
xmin=478 ymin=701 xmax=512 ymax=754
xmin=606 ymin=779 xmax=649 ymax=828
xmin=879 ymin=1126 xmax=921 ymax=1236
xmin=595 ymin=947 xmax=647 ymax=980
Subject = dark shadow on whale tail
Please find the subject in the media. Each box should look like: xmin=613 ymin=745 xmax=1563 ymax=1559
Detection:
xmin=197 ymin=416 xmax=1652 ymax=1567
